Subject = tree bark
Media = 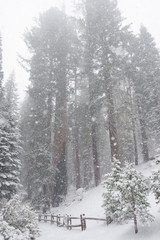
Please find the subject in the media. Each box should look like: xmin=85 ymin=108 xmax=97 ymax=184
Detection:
xmin=75 ymin=134 xmax=81 ymax=189
xmin=137 ymin=100 xmax=149 ymax=162
xmin=132 ymin=117 xmax=138 ymax=165
xmin=53 ymin=65 xmax=67 ymax=205
xmin=91 ymin=122 xmax=100 ymax=186
xmin=85 ymin=2 xmax=101 ymax=186
xmin=107 ymin=89 xmax=120 ymax=162
xmin=133 ymin=212 xmax=138 ymax=234
xmin=74 ymin=72 xmax=81 ymax=189
xmin=128 ymin=84 xmax=139 ymax=165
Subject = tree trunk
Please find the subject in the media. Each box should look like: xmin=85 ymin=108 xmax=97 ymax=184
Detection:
xmin=137 ymin=100 xmax=149 ymax=162
xmin=107 ymin=89 xmax=120 ymax=162
xmin=87 ymin=64 xmax=100 ymax=186
xmin=47 ymin=66 xmax=54 ymax=203
xmin=128 ymin=82 xmax=139 ymax=165
xmin=139 ymin=118 xmax=149 ymax=162
xmin=85 ymin=4 xmax=101 ymax=186
xmin=131 ymin=188 xmax=138 ymax=234
xmin=88 ymin=84 xmax=100 ymax=186
xmin=53 ymin=66 xmax=67 ymax=206
xmin=75 ymin=127 xmax=81 ymax=189
xmin=132 ymin=117 xmax=138 ymax=165
xmin=91 ymin=122 xmax=100 ymax=186
xmin=133 ymin=212 xmax=138 ymax=234
xmin=74 ymin=72 xmax=81 ymax=189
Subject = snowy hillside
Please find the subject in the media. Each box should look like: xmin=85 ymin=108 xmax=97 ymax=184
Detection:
xmin=38 ymin=161 xmax=160 ymax=240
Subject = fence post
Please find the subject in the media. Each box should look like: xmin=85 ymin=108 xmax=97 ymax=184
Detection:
xmin=58 ymin=214 xmax=61 ymax=226
xmin=80 ymin=215 xmax=83 ymax=231
xmin=69 ymin=215 xmax=72 ymax=230
xmin=66 ymin=215 xmax=69 ymax=230
xmin=83 ymin=214 xmax=86 ymax=230
xmin=51 ymin=214 xmax=53 ymax=224
xmin=62 ymin=215 xmax=65 ymax=226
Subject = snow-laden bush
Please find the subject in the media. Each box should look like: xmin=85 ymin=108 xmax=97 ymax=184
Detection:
xmin=0 ymin=195 xmax=39 ymax=240
xmin=102 ymin=161 xmax=154 ymax=233
xmin=0 ymin=220 xmax=30 ymax=240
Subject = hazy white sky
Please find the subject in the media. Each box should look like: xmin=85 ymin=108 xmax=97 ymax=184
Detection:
xmin=0 ymin=0 xmax=160 ymax=100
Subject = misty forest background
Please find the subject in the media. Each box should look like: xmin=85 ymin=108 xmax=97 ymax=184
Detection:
xmin=1 ymin=0 xmax=160 ymax=209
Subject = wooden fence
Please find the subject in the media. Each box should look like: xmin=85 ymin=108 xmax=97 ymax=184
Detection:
xmin=38 ymin=213 xmax=112 ymax=231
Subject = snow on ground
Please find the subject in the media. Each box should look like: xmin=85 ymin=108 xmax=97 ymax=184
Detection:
xmin=0 ymin=161 xmax=159 ymax=240
xmin=38 ymin=218 xmax=160 ymax=240
xmin=38 ymin=160 xmax=160 ymax=240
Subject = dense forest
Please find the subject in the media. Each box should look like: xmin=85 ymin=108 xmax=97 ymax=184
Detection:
xmin=1 ymin=0 xmax=160 ymax=210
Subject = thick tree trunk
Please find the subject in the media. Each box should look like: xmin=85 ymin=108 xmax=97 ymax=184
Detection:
xmin=137 ymin=100 xmax=149 ymax=162
xmin=74 ymin=73 xmax=81 ymax=189
xmin=132 ymin=117 xmax=138 ymax=165
xmin=47 ymin=69 xmax=54 ymax=203
xmin=87 ymin=66 xmax=100 ymax=186
xmin=107 ymin=90 xmax=120 ymax=162
xmin=89 ymin=90 xmax=100 ymax=186
xmin=85 ymin=2 xmax=101 ymax=186
xmin=139 ymin=118 xmax=149 ymax=162
xmin=75 ymin=128 xmax=81 ymax=189
xmin=101 ymin=37 xmax=120 ymax=162
xmin=91 ymin=122 xmax=100 ymax=186
xmin=53 ymin=67 xmax=67 ymax=206
xmin=128 ymin=83 xmax=139 ymax=165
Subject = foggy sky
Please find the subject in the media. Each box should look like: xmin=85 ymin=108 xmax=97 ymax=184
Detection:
xmin=0 ymin=0 xmax=160 ymax=100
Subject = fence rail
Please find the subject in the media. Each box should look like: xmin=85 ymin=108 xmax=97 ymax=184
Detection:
xmin=38 ymin=213 xmax=112 ymax=231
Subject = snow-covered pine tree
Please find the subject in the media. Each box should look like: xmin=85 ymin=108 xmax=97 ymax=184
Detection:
xmin=82 ymin=0 xmax=102 ymax=186
xmin=22 ymin=8 xmax=67 ymax=207
xmin=22 ymin=7 xmax=80 ymax=207
xmin=102 ymin=159 xmax=123 ymax=222
xmin=103 ymin=162 xmax=153 ymax=233
xmin=0 ymin=35 xmax=3 ymax=102
xmin=0 ymin=34 xmax=4 ymax=125
xmin=119 ymin=163 xmax=153 ymax=233
xmin=138 ymin=26 xmax=160 ymax=137
xmin=0 ymin=43 xmax=20 ymax=201
xmin=20 ymin=95 xmax=55 ymax=207
xmin=0 ymin=37 xmax=11 ymax=201
xmin=4 ymin=72 xmax=21 ymax=188
xmin=83 ymin=0 xmax=134 ymax=166
xmin=0 ymin=116 xmax=17 ymax=200
xmin=0 ymin=34 xmax=4 ymax=132
xmin=128 ymin=26 xmax=160 ymax=162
